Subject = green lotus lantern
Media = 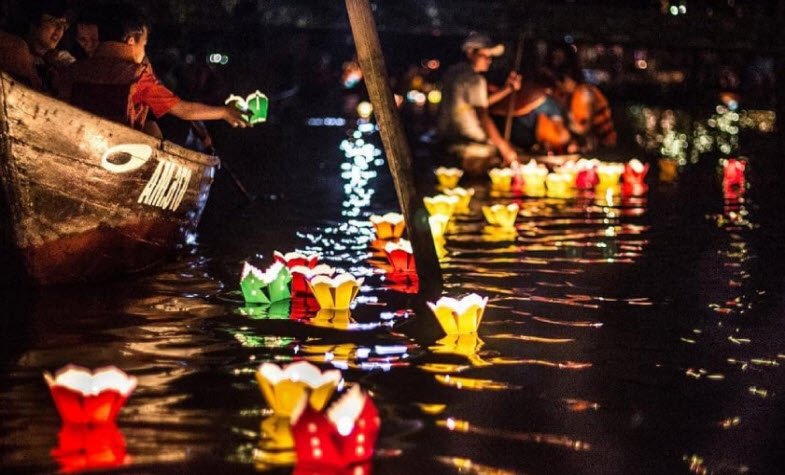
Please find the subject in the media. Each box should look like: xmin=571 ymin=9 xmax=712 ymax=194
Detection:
xmin=225 ymin=90 xmax=269 ymax=125
xmin=240 ymin=262 xmax=292 ymax=304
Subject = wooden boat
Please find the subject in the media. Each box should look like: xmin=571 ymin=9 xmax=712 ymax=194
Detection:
xmin=0 ymin=73 xmax=219 ymax=285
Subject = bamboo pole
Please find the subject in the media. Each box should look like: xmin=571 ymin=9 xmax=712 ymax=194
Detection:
xmin=503 ymin=32 xmax=525 ymax=141
xmin=344 ymin=0 xmax=443 ymax=298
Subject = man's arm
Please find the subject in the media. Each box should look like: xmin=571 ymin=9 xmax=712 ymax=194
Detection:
xmin=477 ymin=106 xmax=517 ymax=164
xmin=487 ymin=72 xmax=521 ymax=106
xmin=168 ymin=101 xmax=250 ymax=127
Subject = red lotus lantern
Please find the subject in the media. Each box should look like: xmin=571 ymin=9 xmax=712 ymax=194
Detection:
xmin=291 ymin=386 xmax=380 ymax=470
xmin=51 ymin=423 xmax=130 ymax=473
xmin=622 ymin=159 xmax=649 ymax=195
xmin=290 ymin=264 xmax=335 ymax=295
xmin=274 ymin=251 xmax=320 ymax=269
xmin=44 ymin=365 xmax=137 ymax=425
xmin=575 ymin=167 xmax=598 ymax=190
xmin=722 ymin=159 xmax=745 ymax=189
xmin=383 ymin=239 xmax=415 ymax=273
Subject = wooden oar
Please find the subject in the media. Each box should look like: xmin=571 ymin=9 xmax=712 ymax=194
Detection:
xmin=503 ymin=32 xmax=526 ymax=141
xmin=191 ymin=121 xmax=256 ymax=202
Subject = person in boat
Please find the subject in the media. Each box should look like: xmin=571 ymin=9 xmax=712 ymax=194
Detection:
xmin=0 ymin=0 xmax=74 ymax=94
xmin=70 ymin=12 xmax=100 ymax=59
xmin=62 ymin=2 xmax=249 ymax=138
xmin=552 ymin=68 xmax=617 ymax=153
xmin=436 ymin=32 xmax=521 ymax=176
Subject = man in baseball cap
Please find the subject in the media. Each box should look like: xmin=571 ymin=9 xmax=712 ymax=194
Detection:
xmin=437 ymin=32 xmax=520 ymax=175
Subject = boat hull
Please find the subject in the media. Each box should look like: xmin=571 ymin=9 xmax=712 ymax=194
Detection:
xmin=0 ymin=73 xmax=219 ymax=284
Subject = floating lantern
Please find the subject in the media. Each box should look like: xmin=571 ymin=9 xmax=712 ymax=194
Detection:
xmin=482 ymin=203 xmax=519 ymax=230
xmin=308 ymin=273 xmax=364 ymax=310
xmin=434 ymin=167 xmax=463 ymax=189
xmin=225 ymin=90 xmax=268 ymax=124
xmin=546 ymin=172 xmax=573 ymax=197
xmin=44 ymin=365 xmax=137 ymax=425
xmin=427 ymin=294 xmax=488 ymax=335
xmin=622 ymin=158 xmax=649 ymax=195
xmin=423 ymin=195 xmax=460 ymax=220
xmin=518 ymin=160 xmax=549 ymax=188
xmin=356 ymin=101 xmax=373 ymax=119
xmin=722 ymin=158 xmax=745 ymax=189
xmin=290 ymin=264 xmax=334 ymax=295
xmin=52 ymin=423 xmax=130 ymax=473
xmin=488 ymin=168 xmax=513 ymax=192
xmin=383 ymin=239 xmax=416 ymax=273
xmin=369 ymin=213 xmax=405 ymax=240
xmin=256 ymin=361 xmax=342 ymax=417
xmin=291 ymin=385 xmax=380 ymax=469
xmin=240 ymin=262 xmax=292 ymax=304
xmin=574 ymin=160 xmax=599 ymax=190
xmin=596 ymin=162 xmax=624 ymax=189
xmin=443 ymin=187 xmax=474 ymax=214
xmin=274 ymin=251 xmax=320 ymax=270
xmin=429 ymin=214 xmax=450 ymax=241
xmin=658 ymin=157 xmax=678 ymax=182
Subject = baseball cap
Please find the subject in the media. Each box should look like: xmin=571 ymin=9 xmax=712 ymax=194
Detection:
xmin=461 ymin=32 xmax=505 ymax=57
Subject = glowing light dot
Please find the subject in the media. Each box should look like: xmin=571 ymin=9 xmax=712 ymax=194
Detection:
xmin=357 ymin=101 xmax=373 ymax=119
xmin=313 ymin=448 xmax=322 ymax=458
xmin=427 ymin=89 xmax=442 ymax=104
xmin=308 ymin=423 xmax=317 ymax=433
xmin=310 ymin=436 xmax=320 ymax=446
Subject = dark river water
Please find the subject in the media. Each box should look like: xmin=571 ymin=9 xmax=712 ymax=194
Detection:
xmin=2 ymin=101 xmax=785 ymax=475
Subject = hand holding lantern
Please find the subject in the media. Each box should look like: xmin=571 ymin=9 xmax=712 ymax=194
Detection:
xmin=225 ymin=90 xmax=269 ymax=125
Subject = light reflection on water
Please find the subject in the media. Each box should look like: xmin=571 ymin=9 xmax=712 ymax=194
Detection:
xmin=1 ymin=118 xmax=784 ymax=474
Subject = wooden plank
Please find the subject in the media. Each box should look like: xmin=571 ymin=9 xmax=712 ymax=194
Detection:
xmin=345 ymin=0 xmax=443 ymax=299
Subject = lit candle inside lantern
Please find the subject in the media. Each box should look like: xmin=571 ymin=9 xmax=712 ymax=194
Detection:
xmin=291 ymin=385 xmax=380 ymax=469
xmin=427 ymin=294 xmax=488 ymax=335
xmin=622 ymin=158 xmax=649 ymax=195
xmin=44 ymin=365 xmax=137 ymax=425
xmin=442 ymin=187 xmax=474 ymax=214
xmin=256 ymin=361 xmax=342 ymax=417
xmin=274 ymin=251 xmax=320 ymax=269
xmin=423 ymin=195 xmax=460 ymax=220
xmin=308 ymin=273 xmax=364 ymax=310
xmin=482 ymin=203 xmax=519 ymax=230
xmin=290 ymin=264 xmax=334 ymax=296
xmin=488 ymin=167 xmax=513 ymax=192
xmin=383 ymin=239 xmax=416 ymax=273
xmin=369 ymin=213 xmax=405 ymax=240
xmin=240 ymin=262 xmax=293 ymax=304
xmin=596 ymin=162 xmax=624 ymax=189
xmin=435 ymin=167 xmax=464 ymax=189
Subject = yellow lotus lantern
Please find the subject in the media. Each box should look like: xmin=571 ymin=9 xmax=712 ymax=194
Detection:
xmin=255 ymin=415 xmax=296 ymax=468
xmin=428 ymin=214 xmax=450 ymax=241
xmin=255 ymin=361 xmax=342 ymax=417
xmin=442 ymin=187 xmax=474 ymax=214
xmin=423 ymin=195 xmax=459 ymax=220
xmin=596 ymin=162 xmax=624 ymax=189
xmin=308 ymin=308 xmax=354 ymax=330
xmin=308 ymin=273 xmax=364 ymax=310
xmin=488 ymin=167 xmax=513 ymax=192
xmin=427 ymin=294 xmax=488 ymax=335
xmin=546 ymin=172 xmax=574 ymax=197
xmin=518 ymin=159 xmax=549 ymax=189
xmin=369 ymin=212 xmax=405 ymax=240
xmin=481 ymin=203 xmax=519 ymax=230
xmin=435 ymin=167 xmax=464 ymax=189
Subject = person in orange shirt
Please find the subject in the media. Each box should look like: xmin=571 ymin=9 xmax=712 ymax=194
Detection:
xmin=64 ymin=2 xmax=248 ymax=137
xmin=554 ymin=70 xmax=617 ymax=153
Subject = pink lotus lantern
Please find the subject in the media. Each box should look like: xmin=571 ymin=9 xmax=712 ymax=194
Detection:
xmin=51 ymin=423 xmax=130 ymax=473
xmin=290 ymin=264 xmax=335 ymax=295
xmin=723 ymin=159 xmax=745 ymax=189
xmin=274 ymin=251 xmax=320 ymax=269
xmin=291 ymin=385 xmax=380 ymax=470
xmin=574 ymin=159 xmax=599 ymax=190
xmin=44 ymin=365 xmax=137 ymax=425
xmin=621 ymin=158 xmax=649 ymax=195
xmin=383 ymin=239 xmax=415 ymax=273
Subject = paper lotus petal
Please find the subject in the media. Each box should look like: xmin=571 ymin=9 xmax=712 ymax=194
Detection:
xmin=241 ymin=262 xmax=292 ymax=304
xmin=429 ymin=214 xmax=450 ymax=241
xmin=623 ymin=158 xmax=649 ymax=185
xmin=369 ymin=213 xmax=405 ymax=240
xmin=723 ymin=159 xmax=745 ymax=188
xmin=546 ymin=172 xmax=573 ymax=196
xmin=575 ymin=167 xmax=598 ymax=190
xmin=435 ymin=167 xmax=464 ymax=189
xmin=427 ymin=294 xmax=488 ymax=335
xmin=482 ymin=203 xmax=519 ymax=229
xmin=518 ymin=160 xmax=549 ymax=188
xmin=424 ymin=195 xmax=460 ymax=220
xmin=291 ymin=385 xmax=380 ymax=469
xmin=442 ymin=187 xmax=474 ymax=214
xmin=274 ymin=251 xmax=320 ymax=269
xmin=308 ymin=273 xmax=364 ymax=310
xmin=488 ymin=167 xmax=514 ymax=191
xmin=51 ymin=423 xmax=130 ymax=473
xmin=290 ymin=264 xmax=334 ymax=295
xmin=384 ymin=239 xmax=416 ymax=273
xmin=44 ymin=365 xmax=137 ymax=425
xmin=256 ymin=361 xmax=342 ymax=417
xmin=226 ymin=90 xmax=268 ymax=124
xmin=596 ymin=163 xmax=624 ymax=188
